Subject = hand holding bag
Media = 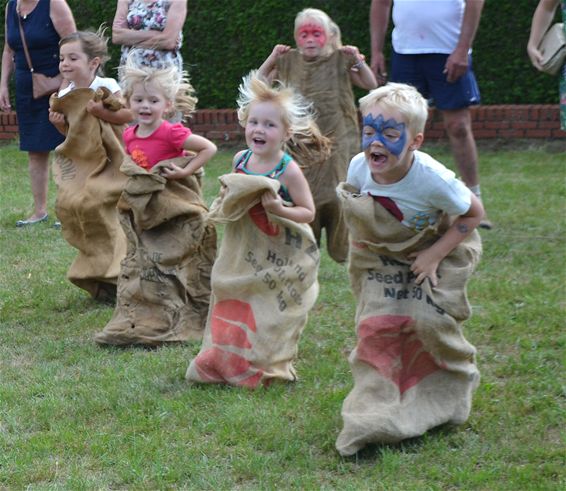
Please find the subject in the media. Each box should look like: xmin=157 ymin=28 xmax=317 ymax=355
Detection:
xmin=17 ymin=12 xmax=62 ymax=99
xmin=539 ymin=23 xmax=566 ymax=76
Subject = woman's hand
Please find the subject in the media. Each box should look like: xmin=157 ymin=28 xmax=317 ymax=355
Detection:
xmin=0 ymin=86 xmax=11 ymax=112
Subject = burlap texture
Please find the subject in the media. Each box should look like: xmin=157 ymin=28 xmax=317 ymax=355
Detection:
xmin=186 ymin=173 xmax=320 ymax=388
xmin=51 ymin=88 xmax=127 ymax=300
xmin=94 ymin=156 xmax=216 ymax=346
xmin=277 ymin=49 xmax=359 ymax=262
xmin=335 ymin=183 xmax=482 ymax=456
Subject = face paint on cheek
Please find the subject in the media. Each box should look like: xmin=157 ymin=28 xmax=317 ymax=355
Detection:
xmin=297 ymin=23 xmax=327 ymax=48
xmin=361 ymin=114 xmax=407 ymax=157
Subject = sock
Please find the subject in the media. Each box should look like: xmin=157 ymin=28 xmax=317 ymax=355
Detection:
xmin=469 ymin=184 xmax=481 ymax=200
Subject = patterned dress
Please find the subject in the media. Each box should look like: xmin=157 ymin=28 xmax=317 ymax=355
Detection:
xmin=119 ymin=0 xmax=183 ymax=71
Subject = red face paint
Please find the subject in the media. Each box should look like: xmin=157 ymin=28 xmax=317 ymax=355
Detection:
xmin=296 ymin=23 xmax=327 ymax=49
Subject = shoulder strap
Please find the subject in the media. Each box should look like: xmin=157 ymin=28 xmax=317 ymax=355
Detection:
xmin=17 ymin=13 xmax=34 ymax=72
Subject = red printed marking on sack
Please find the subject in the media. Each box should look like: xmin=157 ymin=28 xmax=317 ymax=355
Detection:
xmin=356 ymin=314 xmax=441 ymax=394
xmin=248 ymin=203 xmax=280 ymax=236
xmin=194 ymin=347 xmax=263 ymax=388
xmin=210 ymin=299 xmax=257 ymax=348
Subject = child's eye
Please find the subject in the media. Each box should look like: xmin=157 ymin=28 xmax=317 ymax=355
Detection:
xmin=383 ymin=131 xmax=401 ymax=141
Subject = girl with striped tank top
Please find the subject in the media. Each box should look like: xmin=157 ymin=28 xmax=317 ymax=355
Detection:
xmin=231 ymin=72 xmax=329 ymax=224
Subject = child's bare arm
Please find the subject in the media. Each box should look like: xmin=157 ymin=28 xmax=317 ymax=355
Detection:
xmin=258 ymin=45 xmax=291 ymax=83
xmin=408 ymin=194 xmax=484 ymax=286
xmin=342 ymin=45 xmax=378 ymax=90
xmin=262 ymin=161 xmax=315 ymax=223
xmin=48 ymin=109 xmax=67 ymax=135
xmin=161 ymin=134 xmax=217 ymax=180
xmin=86 ymin=100 xmax=134 ymax=125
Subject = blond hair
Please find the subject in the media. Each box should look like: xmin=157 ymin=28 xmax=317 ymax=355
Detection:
xmin=359 ymin=83 xmax=429 ymax=135
xmin=119 ymin=52 xmax=198 ymax=119
xmin=237 ymin=71 xmax=331 ymax=166
xmin=294 ymin=8 xmax=335 ymax=57
xmin=59 ymin=25 xmax=110 ymax=76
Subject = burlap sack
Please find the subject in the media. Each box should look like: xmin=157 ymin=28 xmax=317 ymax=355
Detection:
xmin=186 ymin=173 xmax=320 ymax=388
xmin=51 ymin=88 xmax=127 ymax=301
xmin=277 ymin=49 xmax=360 ymax=263
xmin=335 ymin=183 xmax=482 ymax=456
xmin=94 ymin=156 xmax=216 ymax=346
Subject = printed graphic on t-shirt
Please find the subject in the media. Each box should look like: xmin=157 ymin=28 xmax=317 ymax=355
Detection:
xmin=131 ymin=147 xmax=151 ymax=170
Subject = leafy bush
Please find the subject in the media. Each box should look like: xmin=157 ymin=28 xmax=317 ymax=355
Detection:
xmin=6 ymin=0 xmax=559 ymax=108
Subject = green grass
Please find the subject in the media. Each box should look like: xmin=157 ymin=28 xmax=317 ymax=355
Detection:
xmin=0 ymin=141 xmax=564 ymax=490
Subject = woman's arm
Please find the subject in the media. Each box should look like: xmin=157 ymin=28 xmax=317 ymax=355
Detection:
xmin=50 ymin=0 xmax=76 ymax=38
xmin=527 ymin=0 xmax=560 ymax=70
xmin=112 ymin=0 xmax=186 ymax=50
xmin=0 ymin=7 xmax=14 ymax=111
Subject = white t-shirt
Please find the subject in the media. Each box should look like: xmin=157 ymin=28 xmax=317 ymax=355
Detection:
xmin=58 ymin=76 xmax=121 ymax=97
xmin=391 ymin=0 xmax=466 ymax=54
xmin=346 ymin=150 xmax=471 ymax=231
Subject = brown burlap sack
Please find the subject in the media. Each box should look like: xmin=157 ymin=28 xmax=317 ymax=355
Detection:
xmin=186 ymin=173 xmax=319 ymax=388
xmin=94 ymin=156 xmax=216 ymax=346
xmin=335 ymin=183 xmax=482 ymax=456
xmin=277 ymin=49 xmax=360 ymax=263
xmin=51 ymin=88 xmax=127 ymax=301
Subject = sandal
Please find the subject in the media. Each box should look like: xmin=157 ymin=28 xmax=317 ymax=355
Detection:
xmin=16 ymin=213 xmax=49 ymax=227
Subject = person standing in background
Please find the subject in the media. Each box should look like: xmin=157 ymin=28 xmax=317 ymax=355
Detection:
xmin=527 ymin=0 xmax=566 ymax=130
xmin=0 ymin=0 xmax=76 ymax=227
xmin=370 ymin=0 xmax=492 ymax=229
xmin=112 ymin=0 xmax=187 ymax=71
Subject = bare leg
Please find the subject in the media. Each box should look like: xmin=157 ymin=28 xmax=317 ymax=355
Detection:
xmin=441 ymin=108 xmax=478 ymax=187
xmin=27 ymin=151 xmax=50 ymax=220
xmin=442 ymin=108 xmax=492 ymax=228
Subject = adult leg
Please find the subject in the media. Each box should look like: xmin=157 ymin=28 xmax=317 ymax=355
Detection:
xmin=27 ymin=150 xmax=50 ymax=220
xmin=442 ymin=109 xmax=491 ymax=228
xmin=441 ymin=108 xmax=478 ymax=188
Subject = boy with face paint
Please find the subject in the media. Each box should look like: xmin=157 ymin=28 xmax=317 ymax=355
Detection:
xmin=258 ymin=8 xmax=377 ymax=264
xmin=346 ymin=83 xmax=484 ymax=286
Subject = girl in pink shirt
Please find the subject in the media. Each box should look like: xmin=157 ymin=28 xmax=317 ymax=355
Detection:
xmin=120 ymin=56 xmax=216 ymax=178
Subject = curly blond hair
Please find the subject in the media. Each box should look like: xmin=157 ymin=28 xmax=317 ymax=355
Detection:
xmin=119 ymin=52 xmax=198 ymax=119
xmin=237 ymin=71 xmax=331 ymax=166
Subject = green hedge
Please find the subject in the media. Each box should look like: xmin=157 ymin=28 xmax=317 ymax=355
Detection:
xmin=7 ymin=0 xmax=561 ymax=108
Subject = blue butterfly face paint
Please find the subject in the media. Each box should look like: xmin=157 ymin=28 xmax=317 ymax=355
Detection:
xmin=362 ymin=113 xmax=407 ymax=157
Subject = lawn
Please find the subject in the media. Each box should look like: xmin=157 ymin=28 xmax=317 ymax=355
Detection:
xmin=0 ymin=141 xmax=564 ymax=490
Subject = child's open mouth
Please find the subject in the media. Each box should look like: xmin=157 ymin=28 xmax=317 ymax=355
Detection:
xmin=253 ymin=137 xmax=266 ymax=145
xmin=370 ymin=152 xmax=387 ymax=165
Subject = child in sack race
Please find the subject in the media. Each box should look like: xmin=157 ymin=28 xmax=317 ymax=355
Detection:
xmin=258 ymin=8 xmax=377 ymax=263
xmin=335 ymin=83 xmax=483 ymax=456
xmin=49 ymin=27 xmax=133 ymax=133
xmin=94 ymin=57 xmax=217 ymax=347
xmin=48 ymin=27 xmax=133 ymax=301
xmin=185 ymin=73 xmax=327 ymax=388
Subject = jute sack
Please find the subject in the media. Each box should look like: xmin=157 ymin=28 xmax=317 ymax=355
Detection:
xmin=51 ymin=88 xmax=127 ymax=301
xmin=186 ymin=173 xmax=320 ymax=388
xmin=94 ymin=156 xmax=216 ymax=346
xmin=277 ymin=50 xmax=360 ymax=263
xmin=335 ymin=183 xmax=482 ymax=456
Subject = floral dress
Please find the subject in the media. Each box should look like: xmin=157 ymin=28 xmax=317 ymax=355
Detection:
xmin=119 ymin=0 xmax=183 ymax=71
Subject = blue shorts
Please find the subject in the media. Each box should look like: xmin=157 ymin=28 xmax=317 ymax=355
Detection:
xmin=391 ymin=51 xmax=481 ymax=110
